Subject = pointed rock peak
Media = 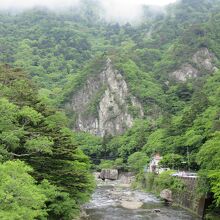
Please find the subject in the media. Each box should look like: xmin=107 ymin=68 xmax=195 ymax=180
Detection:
xmin=106 ymin=57 xmax=113 ymax=67
xmin=106 ymin=57 xmax=112 ymax=63
xmin=66 ymin=57 xmax=144 ymax=137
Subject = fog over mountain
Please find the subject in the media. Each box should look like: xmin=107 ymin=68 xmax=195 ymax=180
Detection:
xmin=0 ymin=0 xmax=176 ymax=9
xmin=0 ymin=0 xmax=176 ymax=21
xmin=0 ymin=0 xmax=80 ymax=10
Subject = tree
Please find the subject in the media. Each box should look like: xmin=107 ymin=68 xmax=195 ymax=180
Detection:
xmin=159 ymin=153 xmax=184 ymax=170
xmin=208 ymin=171 xmax=220 ymax=207
xmin=197 ymin=132 xmax=220 ymax=170
xmin=0 ymin=65 xmax=95 ymax=218
xmin=0 ymin=160 xmax=47 ymax=220
xmin=27 ymin=127 xmax=95 ymax=204
xmin=127 ymin=152 xmax=149 ymax=172
xmin=197 ymin=132 xmax=220 ymax=208
xmin=40 ymin=180 xmax=79 ymax=220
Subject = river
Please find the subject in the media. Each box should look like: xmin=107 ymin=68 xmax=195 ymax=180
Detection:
xmin=81 ymin=177 xmax=200 ymax=220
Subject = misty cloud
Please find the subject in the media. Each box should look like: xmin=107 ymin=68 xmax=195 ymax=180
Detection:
xmin=0 ymin=0 xmax=80 ymax=10
xmin=0 ymin=0 xmax=177 ymax=22
xmin=0 ymin=0 xmax=176 ymax=10
xmin=101 ymin=0 xmax=175 ymax=22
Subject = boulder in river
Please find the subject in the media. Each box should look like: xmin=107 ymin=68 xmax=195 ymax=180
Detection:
xmin=121 ymin=200 xmax=143 ymax=209
xmin=160 ymin=189 xmax=173 ymax=202
xmin=119 ymin=172 xmax=135 ymax=185
xmin=100 ymin=169 xmax=118 ymax=180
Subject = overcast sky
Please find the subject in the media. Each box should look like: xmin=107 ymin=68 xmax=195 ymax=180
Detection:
xmin=0 ymin=0 xmax=176 ymax=9
xmin=101 ymin=0 xmax=177 ymax=22
xmin=0 ymin=0 xmax=177 ymax=22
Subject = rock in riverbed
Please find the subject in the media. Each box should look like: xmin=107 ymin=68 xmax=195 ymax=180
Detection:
xmin=121 ymin=200 xmax=143 ymax=209
xmin=100 ymin=169 xmax=118 ymax=180
xmin=160 ymin=189 xmax=173 ymax=202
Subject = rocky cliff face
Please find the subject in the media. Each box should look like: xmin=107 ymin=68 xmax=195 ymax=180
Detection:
xmin=67 ymin=58 xmax=144 ymax=136
xmin=171 ymin=48 xmax=217 ymax=81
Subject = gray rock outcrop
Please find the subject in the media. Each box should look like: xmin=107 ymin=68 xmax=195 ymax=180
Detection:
xmin=192 ymin=48 xmax=217 ymax=72
xmin=120 ymin=200 xmax=143 ymax=209
xmin=172 ymin=64 xmax=199 ymax=81
xmin=160 ymin=189 xmax=173 ymax=202
xmin=99 ymin=169 xmax=119 ymax=180
xmin=67 ymin=58 xmax=144 ymax=136
xmin=171 ymin=48 xmax=217 ymax=82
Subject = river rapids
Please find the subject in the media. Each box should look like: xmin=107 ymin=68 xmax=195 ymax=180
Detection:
xmin=81 ymin=176 xmax=200 ymax=220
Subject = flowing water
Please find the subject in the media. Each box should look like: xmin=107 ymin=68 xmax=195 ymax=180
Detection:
xmin=82 ymin=178 xmax=200 ymax=220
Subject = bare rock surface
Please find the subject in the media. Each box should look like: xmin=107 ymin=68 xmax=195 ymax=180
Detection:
xmin=100 ymin=169 xmax=119 ymax=180
xmin=172 ymin=64 xmax=199 ymax=81
xmin=160 ymin=189 xmax=173 ymax=202
xmin=67 ymin=58 xmax=144 ymax=136
xmin=120 ymin=200 xmax=143 ymax=209
xmin=192 ymin=48 xmax=217 ymax=72
xmin=171 ymin=48 xmax=217 ymax=82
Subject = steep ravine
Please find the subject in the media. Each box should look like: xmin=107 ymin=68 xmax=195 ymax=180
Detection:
xmin=67 ymin=58 xmax=144 ymax=136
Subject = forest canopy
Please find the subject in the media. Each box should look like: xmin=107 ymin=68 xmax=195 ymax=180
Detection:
xmin=1 ymin=0 xmax=220 ymax=218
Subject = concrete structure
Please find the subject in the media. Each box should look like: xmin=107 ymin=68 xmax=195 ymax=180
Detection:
xmin=171 ymin=172 xmax=198 ymax=178
xmin=172 ymin=175 xmax=207 ymax=218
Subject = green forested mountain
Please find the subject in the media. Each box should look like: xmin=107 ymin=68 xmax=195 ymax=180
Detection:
xmin=1 ymin=0 xmax=220 ymax=218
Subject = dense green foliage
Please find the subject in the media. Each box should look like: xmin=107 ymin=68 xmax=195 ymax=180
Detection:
xmin=0 ymin=160 xmax=47 ymax=219
xmin=132 ymin=170 xmax=186 ymax=195
xmin=0 ymin=66 xmax=94 ymax=219
xmin=1 ymin=0 xmax=220 ymax=217
xmin=127 ymin=152 xmax=149 ymax=172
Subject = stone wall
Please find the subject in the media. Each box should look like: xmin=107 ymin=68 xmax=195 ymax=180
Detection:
xmin=173 ymin=176 xmax=206 ymax=218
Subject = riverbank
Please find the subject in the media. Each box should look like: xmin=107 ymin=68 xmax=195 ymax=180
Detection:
xmin=81 ymin=172 xmax=200 ymax=220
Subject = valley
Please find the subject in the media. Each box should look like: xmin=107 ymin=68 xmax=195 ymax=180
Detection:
xmin=1 ymin=0 xmax=220 ymax=219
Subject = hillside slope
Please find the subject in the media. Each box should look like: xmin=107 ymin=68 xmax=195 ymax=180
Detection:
xmin=1 ymin=0 xmax=220 ymax=217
